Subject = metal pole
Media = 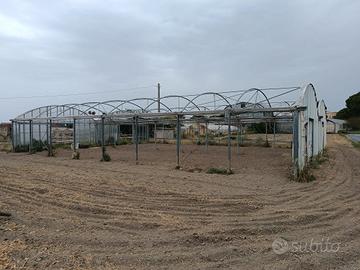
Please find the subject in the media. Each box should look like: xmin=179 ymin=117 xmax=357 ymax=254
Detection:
xmin=22 ymin=123 xmax=25 ymax=147
xmin=205 ymin=121 xmax=208 ymax=151
xmin=73 ymin=118 xmax=76 ymax=151
xmin=29 ymin=120 xmax=33 ymax=153
xmin=38 ymin=123 xmax=41 ymax=143
xmin=237 ymin=122 xmax=240 ymax=155
xmin=46 ymin=121 xmax=49 ymax=145
xmin=101 ymin=116 xmax=106 ymax=160
xmin=265 ymin=121 xmax=268 ymax=142
xmin=132 ymin=122 xmax=135 ymax=143
xmin=227 ymin=112 xmax=232 ymax=172
xmin=89 ymin=122 xmax=92 ymax=145
xmin=48 ymin=119 xmax=53 ymax=156
xmin=17 ymin=122 xmax=20 ymax=148
xmin=176 ymin=115 xmax=181 ymax=168
xmin=157 ymin=83 xmax=161 ymax=113
xmin=134 ymin=116 xmax=139 ymax=163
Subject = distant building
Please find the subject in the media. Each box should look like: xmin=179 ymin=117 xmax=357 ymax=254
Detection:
xmin=327 ymin=119 xmax=346 ymax=133
xmin=326 ymin=111 xmax=337 ymax=119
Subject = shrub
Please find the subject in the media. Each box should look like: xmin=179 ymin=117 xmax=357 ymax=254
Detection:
xmin=15 ymin=145 xmax=29 ymax=152
xmin=352 ymin=141 xmax=360 ymax=148
xmin=117 ymin=138 xmax=131 ymax=145
xmin=206 ymin=167 xmax=233 ymax=175
xmin=32 ymin=139 xmax=45 ymax=152
xmin=296 ymin=166 xmax=316 ymax=182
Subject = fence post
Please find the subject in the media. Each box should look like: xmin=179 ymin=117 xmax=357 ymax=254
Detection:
xmin=38 ymin=123 xmax=41 ymax=144
xmin=73 ymin=118 xmax=77 ymax=151
xmin=265 ymin=121 xmax=268 ymax=142
xmin=22 ymin=123 xmax=25 ymax=147
xmin=48 ymin=119 xmax=53 ymax=156
xmin=176 ymin=114 xmax=181 ymax=168
xmin=205 ymin=121 xmax=208 ymax=151
xmin=134 ymin=116 xmax=139 ymax=164
xmin=29 ymin=120 xmax=33 ymax=153
xmin=101 ymin=116 xmax=106 ymax=160
xmin=227 ymin=111 xmax=232 ymax=173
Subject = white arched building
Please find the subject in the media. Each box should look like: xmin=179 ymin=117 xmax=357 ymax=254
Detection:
xmin=293 ymin=84 xmax=327 ymax=175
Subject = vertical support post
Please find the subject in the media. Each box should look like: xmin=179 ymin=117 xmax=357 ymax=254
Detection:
xmin=227 ymin=112 xmax=232 ymax=173
xmin=29 ymin=120 xmax=33 ymax=153
xmin=157 ymin=83 xmax=161 ymax=113
xmin=73 ymin=118 xmax=77 ymax=151
xmin=132 ymin=121 xmax=135 ymax=143
xmin=17 ymin=122 xmax=21 ymax=149
xmin=176 ymin=114 xmax=181 ymax=168
xmin=46 ymin=121 xmax=49 ymax=146
xmin=48 ymin=119 xmax=53 ymax=156
xmin=22 ymin=123 xmax=25 ymax=147
xmin=273 ymin=120 xmax=276 ymax=147
xmin=101 ymin=116 xmax=106 ymax=160
xmin=205 ymin=121 xmax=208 ymax=151
xmin=38 ymin=123 xmax=41 ymax=143
xmin=265 ymin=121 xmax=268 ymax=142
xmin=89 ymin=122 xmax=92 ymax=145
xmin=134 ymin=116 xmax=139 ymax=164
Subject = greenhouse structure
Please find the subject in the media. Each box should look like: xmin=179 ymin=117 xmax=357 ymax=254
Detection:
xmin=10 ymin=83 xmax=327 ymax=177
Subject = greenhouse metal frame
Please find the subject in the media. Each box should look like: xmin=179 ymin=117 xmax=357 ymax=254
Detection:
xmin=10 ymin=83 xmax=327 ymax=177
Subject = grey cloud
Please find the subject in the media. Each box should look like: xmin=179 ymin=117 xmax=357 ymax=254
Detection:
xmin=0 ymin=0 xmax=359 ymax=121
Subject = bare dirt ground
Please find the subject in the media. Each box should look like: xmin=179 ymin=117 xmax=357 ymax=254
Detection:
xmin=1 ymin=134 xmax=360 ymax=269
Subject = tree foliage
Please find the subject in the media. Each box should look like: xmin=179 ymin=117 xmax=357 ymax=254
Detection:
xmin=336 ymin=92 xmax=360 ymax=130
xmin=335 ymin=92 xmax=360 ymax=119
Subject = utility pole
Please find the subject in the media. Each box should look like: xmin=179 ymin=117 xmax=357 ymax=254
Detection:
xmin=157 ymin=82 xmax=161 ymax=113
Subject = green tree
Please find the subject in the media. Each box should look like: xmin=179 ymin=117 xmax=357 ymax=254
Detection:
xmin=335 ymin=92 xmax=360 ymax=119
xmin=336 ymin=92 xmax=360 ymax=130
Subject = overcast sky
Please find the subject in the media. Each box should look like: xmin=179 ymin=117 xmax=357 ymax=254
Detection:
xmin=0 ymin=0 xmax=359 ymax=121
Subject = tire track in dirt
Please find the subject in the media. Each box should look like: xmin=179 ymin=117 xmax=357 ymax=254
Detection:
xmin=1 ymin=135 xmax=360 ymax=269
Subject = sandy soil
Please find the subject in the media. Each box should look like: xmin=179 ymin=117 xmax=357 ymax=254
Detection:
xmin=0 ymin=134 xmax=360 ymax=269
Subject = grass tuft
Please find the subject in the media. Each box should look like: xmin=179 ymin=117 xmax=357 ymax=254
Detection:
xmin=206 ymin=167 xmax=233 ymax=175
